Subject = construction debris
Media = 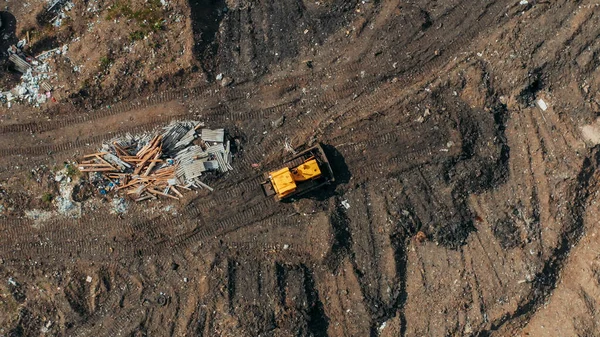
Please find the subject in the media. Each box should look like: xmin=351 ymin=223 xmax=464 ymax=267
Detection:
xmin=77 ymin=121 xmax=232 ymax=202
xmin=537 ymin=98 xmax=548 ymax=111
xmin=1 ymin=39 xmax=57 ymax=108
xmin=48 ymin=0 xmax=75 ymax=27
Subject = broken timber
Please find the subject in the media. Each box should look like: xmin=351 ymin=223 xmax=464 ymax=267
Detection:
xmin=77 ymin=122 xmax=233 ymax=202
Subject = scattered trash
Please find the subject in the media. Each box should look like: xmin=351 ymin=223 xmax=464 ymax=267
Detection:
xmin=283 ymin=138 xmax=296 ymax=154
xmin=341 ymin=200 xmax=350 ymax=209
xmin=111 ymin=197 xmax=128 ymax=214
xmin=25 ymin=209 xmax=54 ymax=222
xmin=157 ymin=293 xmax=169 ymax=306
xmin=48 ymin=0 xmax=75 ymax=27
xmin=4 ymin=39 xmax=57 ymax=108
xmin=536 ymin=98 xmax=548 ymax=111
xmin=77 ymin=121 xmax=233 ymax=202
xmin=519 ymin=0 xmax=529 ymax=5
xmin=8 ymin=277 xmax=17 ymax=286
xmin=86 ymin=275 xmax=92 ymax=283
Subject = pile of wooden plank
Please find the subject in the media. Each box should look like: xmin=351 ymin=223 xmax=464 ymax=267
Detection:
xmin=77 ymin=121 xmax=232 ymax=202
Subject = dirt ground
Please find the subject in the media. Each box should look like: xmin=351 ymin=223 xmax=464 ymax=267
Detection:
xmin=1 ymin=0 xmax=600 ymax=336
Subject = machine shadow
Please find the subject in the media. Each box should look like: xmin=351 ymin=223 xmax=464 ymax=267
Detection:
xmin=281 ymin=143 xmax=351 ymax=203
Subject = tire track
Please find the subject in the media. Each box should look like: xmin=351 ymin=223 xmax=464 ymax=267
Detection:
xmin=0 ymin=0 xmax=507 ymax=138
xmin=70 ymin=267 xmax=143 ymax=337
xmin=0 ymin=114 xmax=186 ymax=158
xmin=0 ymin=216 xmax=135 ymax=264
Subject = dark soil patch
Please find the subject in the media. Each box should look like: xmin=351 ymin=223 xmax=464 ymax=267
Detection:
xmin=188 ymin=0 xmax=226 ymax=77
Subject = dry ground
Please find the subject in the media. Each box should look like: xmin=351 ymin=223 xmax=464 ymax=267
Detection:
xmin=1 ymin=0 xmax=600 ymax=336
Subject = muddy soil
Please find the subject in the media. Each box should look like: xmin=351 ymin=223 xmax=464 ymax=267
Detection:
xmin=1 ymin=0 xmax=600 ymax=336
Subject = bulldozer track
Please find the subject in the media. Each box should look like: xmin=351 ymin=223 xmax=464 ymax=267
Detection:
xmin=0 ymin=216 xmax=134 ymax=264
xmin=163 ymin=198 xmax=286 ymax=254
xmin=70 ymin=268 xmax=143 ymax=337
xmin=0 ymin=0 xmax=507 ymax=143
xmin=0 ymin=114 xmax=186 ymax=158
xmin=0 ymin=132 xmax=457 ymax=268
xmin=0 ymin=0 xmax=507 ymax=259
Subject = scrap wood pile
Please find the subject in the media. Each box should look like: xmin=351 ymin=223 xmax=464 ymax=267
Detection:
xmin=77 ymin=121 xmax=233 ymax=202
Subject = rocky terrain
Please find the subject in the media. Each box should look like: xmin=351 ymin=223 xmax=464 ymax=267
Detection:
xmin=1 ymin=0 xmax=600 ymax=336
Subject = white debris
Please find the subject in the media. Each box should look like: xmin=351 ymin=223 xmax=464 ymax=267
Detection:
xmin=49 ymin=0 xmax=75 ymax=27
xmin=4 ymin=42 xmax=58 ymax=108
xmin=111 ymin=197 xmax=128 ymax=214
xmin=86 ymin=275 xmax=92 ymax=283
xmin=341 ymin=200 xmax=350 ymax=209
xmin=536 ymin=98 xmax=548 ymax=111
xmin=25 ymin=209 xmax=54 ymax=223
xmin=519 ymin=0 xmax=529 ymax=4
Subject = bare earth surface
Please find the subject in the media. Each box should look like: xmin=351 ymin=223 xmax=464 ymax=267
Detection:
xmin=1 ymin=0 xmax=600 ymax=336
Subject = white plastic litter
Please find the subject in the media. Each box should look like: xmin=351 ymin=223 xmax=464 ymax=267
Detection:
xmin=537 ymin=98 xmax=548 ymax=111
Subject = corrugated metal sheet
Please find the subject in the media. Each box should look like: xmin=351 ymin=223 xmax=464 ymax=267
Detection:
xmin=203 ymin=160 xmax=219 ymax=170
xmin=182 ymin=161 xmax=206 ymax=180
xmin=9 ymin=54 xmax=32 ymax=73
xmin=41 ymin=82 xmax=53 ymax=92
xmin=201 ymin=128 xmax=224 ymax=143
xmin=206 ymin=143 xmax=225 ymax=155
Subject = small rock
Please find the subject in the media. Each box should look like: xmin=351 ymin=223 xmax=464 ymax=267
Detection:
xmin=582 ymin=84 xmax=590 ymax=94
xmin=220 ymin=77 xmax=233 ymax=87
xmin=271 ymin=116 xmax=285 ymax=128
xmin=341 ymin=200 xmax=350 ymax=209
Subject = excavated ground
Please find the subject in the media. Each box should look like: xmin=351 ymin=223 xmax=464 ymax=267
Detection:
xmin=1 ymin=0 xmax=600 ymax=336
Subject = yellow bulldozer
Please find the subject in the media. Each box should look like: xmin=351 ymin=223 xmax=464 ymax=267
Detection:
xmin=261 ymin=143 xmax=335 ymax=201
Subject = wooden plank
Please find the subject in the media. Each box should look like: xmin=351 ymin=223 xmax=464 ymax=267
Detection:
xmin=77 ymin=163 xmax=115 ymax=167
xmin=79 ymin=168 xmax=118 ymax=172
xmin=83 ymin=152 xmax=109 ymax=158
xmin=95 ymin=155 xmax=118 ymax=170
xmin=143 ymin=151 xmax=162 ymax=176
xmin=171 ymin=186 xmax=183 ymax=198
xmin=116 ymin=180 xmax=140 ymax=191
xmin=134 ymin=147 xmax=159 ymax=175
xmin=148 ymin=188 xmax=179 ymax=200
